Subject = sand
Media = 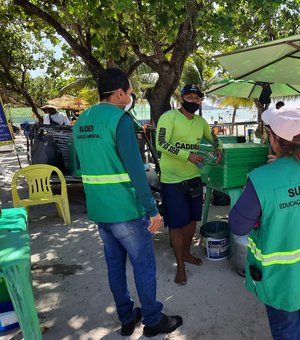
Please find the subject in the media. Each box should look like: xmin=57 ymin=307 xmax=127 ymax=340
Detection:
xmin=0 ymin=135 xmax=272 ymax=340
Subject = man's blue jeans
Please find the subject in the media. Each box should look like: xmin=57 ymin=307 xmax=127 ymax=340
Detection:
xmin=266 ymin=305 xmax=300 ymax=340
xmin=98 ymin=216 xmax=163 ymax=326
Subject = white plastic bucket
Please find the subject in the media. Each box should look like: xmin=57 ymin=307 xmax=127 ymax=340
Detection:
xmin=202 ymin=236 xmax=230 ymax=260
xmin=200 ymin=221 xmax=230 ymax=260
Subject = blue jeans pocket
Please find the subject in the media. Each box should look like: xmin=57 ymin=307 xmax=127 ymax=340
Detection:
xmin=111 ymin=222 xmax=134 ymax=239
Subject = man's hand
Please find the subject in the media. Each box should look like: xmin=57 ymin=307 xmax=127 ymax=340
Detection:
xmin=188 ymin=153 xmax=205 ymax=165
xmin=215 ymin=150 xmax=223 ymax=164
xmin=148 ymin=213 xmax=163 ymax=233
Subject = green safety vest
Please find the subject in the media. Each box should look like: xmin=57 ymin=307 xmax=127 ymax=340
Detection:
xmin=73 ymin=103 xmax=145 ymax=223
xmin=247 ymin=157 xmax=300 ymax=311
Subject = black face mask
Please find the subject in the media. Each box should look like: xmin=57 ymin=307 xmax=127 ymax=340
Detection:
xmin=182 ymin=100 xmax=200 ymax=113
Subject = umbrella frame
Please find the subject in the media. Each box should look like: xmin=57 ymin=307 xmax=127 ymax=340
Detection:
xmin=214 ymin=35 xmax=300 ymax=84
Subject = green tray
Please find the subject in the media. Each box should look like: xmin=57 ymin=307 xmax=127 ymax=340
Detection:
xmin=201 ymin=135 xmax=237 ymax=145
xmin=201 ymin=162 xmax=264 ymax=188
xmin=201 ymin=144 xmax=268 ymax=189
xmin=200 ymin=143 xmax=268 ymax=166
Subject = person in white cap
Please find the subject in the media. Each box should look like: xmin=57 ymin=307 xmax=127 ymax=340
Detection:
xmin=41 ymin=105 xmax=71 ymax=126
xmin=229 ymin=106 xmax=300 ymax=339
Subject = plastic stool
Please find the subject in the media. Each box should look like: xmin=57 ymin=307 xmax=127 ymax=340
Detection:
xmin=0 ymin=231 xmax=42 ymax=339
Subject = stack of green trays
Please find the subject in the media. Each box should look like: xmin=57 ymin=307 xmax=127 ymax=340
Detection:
xmin=200 ymin=143 xmax=269 ymax=188
xmin=201 ymin=135 xmax=237 ymax=145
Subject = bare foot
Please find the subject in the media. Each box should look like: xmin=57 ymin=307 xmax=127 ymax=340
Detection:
xmin=174 ymin=267 xmax=186 ymax=285
xmin=184 ymin=254 xmax=202 ymax=266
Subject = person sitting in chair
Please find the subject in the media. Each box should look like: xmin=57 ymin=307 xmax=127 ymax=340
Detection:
xmin=41 ymin=105 xmax=70 ymax=126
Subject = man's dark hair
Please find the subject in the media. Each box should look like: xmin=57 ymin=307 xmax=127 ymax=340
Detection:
xmin=275 ymin=101 xmax=285 ymax=109
xmin=97 ymin=68 xmax=130 ymax=100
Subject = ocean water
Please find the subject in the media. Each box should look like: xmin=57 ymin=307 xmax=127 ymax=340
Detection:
xmin=8 ymin=105 xmax=258 ymax=130
xmin=133 ymin=104 xmax=257 ymax=125
xmin=132 ymin=106 xmax=258 ymax=139
xmin=202 ymin=108 xmax=257 ymax=124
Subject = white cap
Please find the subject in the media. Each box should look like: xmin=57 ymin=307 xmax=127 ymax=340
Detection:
xmin=262 ymin=106 xmax=300 ymax=141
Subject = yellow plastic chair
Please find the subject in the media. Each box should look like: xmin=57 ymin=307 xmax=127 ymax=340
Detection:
xmin=11 ymin=164 xmax=71 ymax=225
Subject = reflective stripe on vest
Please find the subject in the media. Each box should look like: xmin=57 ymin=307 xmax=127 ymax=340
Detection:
xmin=82 ymin=173 xmax=130 ymax=184
xmin=248 ymin=237 xmax=300 ymax=266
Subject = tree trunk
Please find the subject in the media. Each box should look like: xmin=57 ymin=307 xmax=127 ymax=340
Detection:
xmin=22 ymin=91 xmax=43 ymax=123
xmin=131 ymin=11 xmax=198 ymax=125
xmin=145 ymin=70 xmax=180 ymax=125
xmin=146 ymin=88 xmax=172 ymax=126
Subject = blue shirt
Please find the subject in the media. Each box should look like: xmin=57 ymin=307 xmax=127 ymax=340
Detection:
xmin=229 ymin=179 xmax=262 ymax=235
xmin=116 ymin=114 xmax=158 ymax=217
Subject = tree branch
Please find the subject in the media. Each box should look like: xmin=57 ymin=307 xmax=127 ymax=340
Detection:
xmin=118 ymin=23 xmax=160 ymax=73
xmin=162 ymin=43 xmax=175 ymax=54
xmin=0 ymin=63 xmax=23 ymax=93
xmin=74 ymin=23 xmax=90 ymax=51
xmin=170 ymin=3 xmax=200 ymax=68
xmin=14 ymin=0 xmax=104 ymax=78
xmin=133 ymin=0 xmax=167 ymax=62
xmin=21 ymin=69 xmax=26 ymax=89
xmin=127 ymin=60 xmax=142 ymax=77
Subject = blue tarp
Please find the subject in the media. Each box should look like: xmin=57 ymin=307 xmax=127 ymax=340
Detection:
xmin=0 ymin=100 xmax=13 ymax=145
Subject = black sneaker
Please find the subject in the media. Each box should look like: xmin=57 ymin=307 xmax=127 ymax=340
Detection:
xmin=120 ymin=307 xmax=142 ymax=336
xmin=143 ymin=313 xmax=183 ymax=337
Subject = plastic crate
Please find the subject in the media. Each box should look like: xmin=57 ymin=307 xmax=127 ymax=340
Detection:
xmin=201 ymin=163 xmax=263 ymax=188
xmin=201 ymin=143 xmax=269 ymax=188
xmin=201 ymin=135 xmax=237 ymax=145
xmin=201 ymin=143 xmax=269 ymax=166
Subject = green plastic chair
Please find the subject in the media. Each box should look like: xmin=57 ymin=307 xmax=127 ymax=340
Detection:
xmin=0 ymin=212 xmax=42 ymax=339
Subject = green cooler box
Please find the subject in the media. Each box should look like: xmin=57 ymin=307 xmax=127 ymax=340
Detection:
xmin=201 ymin=143 xmax=269 ymax=188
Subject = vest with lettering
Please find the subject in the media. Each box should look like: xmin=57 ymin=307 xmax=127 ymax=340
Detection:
xmin=247 ymin=157 xmax=300 ymax=311
xmin=73 ymin=103 xmax=145 ymax=222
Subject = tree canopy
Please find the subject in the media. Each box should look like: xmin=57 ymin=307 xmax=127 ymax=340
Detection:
xmin=2 ymin=0 xmax=300 ymax=122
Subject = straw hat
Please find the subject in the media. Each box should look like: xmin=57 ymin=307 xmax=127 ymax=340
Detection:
xmin=41 ymin=104 xmax=57 ymax=111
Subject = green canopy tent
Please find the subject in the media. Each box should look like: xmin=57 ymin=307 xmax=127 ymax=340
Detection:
xmin=214 ymin=35 xmax=300 ymax=84
xmin=206 ymin=79 xmax=300 ymax=98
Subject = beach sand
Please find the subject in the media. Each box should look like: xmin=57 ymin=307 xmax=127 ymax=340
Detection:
xmin=0 ymin=135 xmax=272 ymax=340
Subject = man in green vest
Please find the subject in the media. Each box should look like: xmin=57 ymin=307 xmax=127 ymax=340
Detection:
xmin=229 ymin=106 xmax=300 ymax=339
xmin=73 ymin=68 xmax=182 ymax=337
